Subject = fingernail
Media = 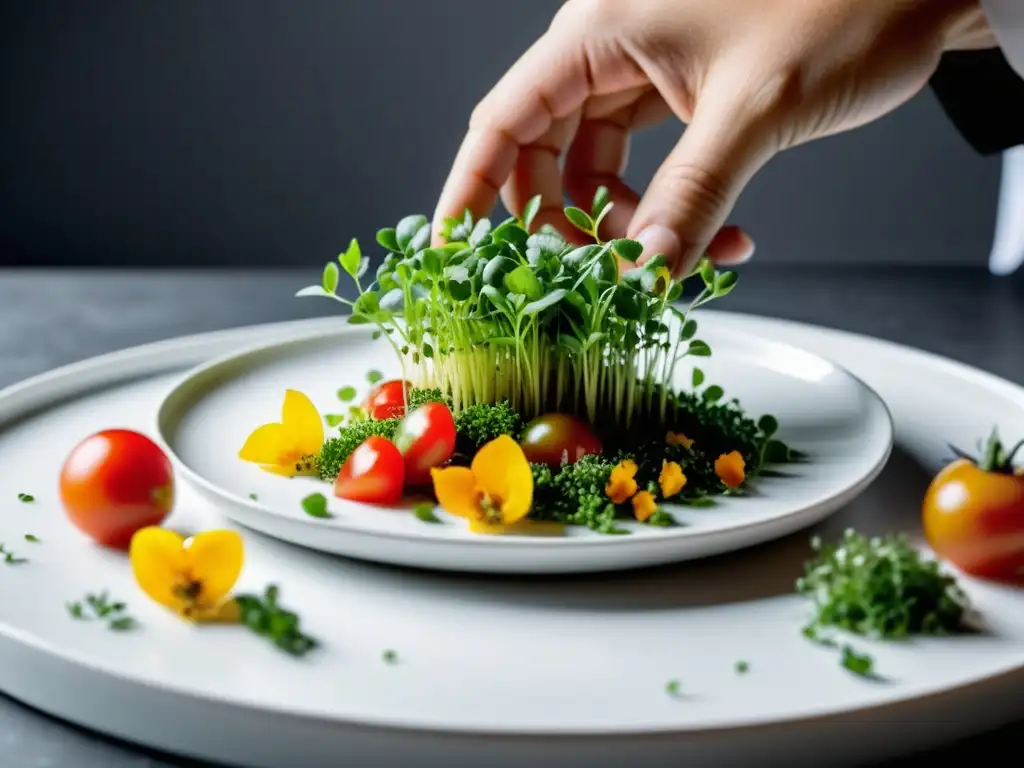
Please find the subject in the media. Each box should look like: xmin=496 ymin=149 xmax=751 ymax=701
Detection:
xmin=634 ymin=225 xmax=680 ymax=268
xmin=735 ymin=230 xmax=756 ymax=261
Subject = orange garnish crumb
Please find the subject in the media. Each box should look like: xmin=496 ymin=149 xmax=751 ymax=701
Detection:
xmin=605 ymin=460 xmax=639 ymax=504
xmin=666 ymin=431 xmax=694 ymax=450
xmin=715 ymin=450 xmax=746 ymax=489
xmin=658 ymin=460 xmax=687 ymax=498
xmin=632 ymin=491 xmax=658 ymax=522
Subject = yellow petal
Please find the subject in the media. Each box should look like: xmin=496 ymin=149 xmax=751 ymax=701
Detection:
xmin=715 ymin=451 xmax=746 ymax=489
xmin=632 ymin=490 xmax=658 ymax=522
xmin=238 ymin=423 xmax=286 ymax=464
xmin=183 ymin=530 xmax=245 ymax=606
xmin=471 ymin=436 xmax=532 ymax=524
xmin=431 ymin=466 xmax=479 ymax=519
xmin=659 ymin=460 xmax=688 ymax=498
xmin=468 ymin=519 xmax=564 ymax=536
xmin=130 ymin=527 xmax=187 ymax=609
xmin=281 ymin=389 xmax=324 ymax=456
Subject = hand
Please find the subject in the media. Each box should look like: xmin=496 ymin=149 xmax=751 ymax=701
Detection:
xmin=432 ymin=0 xmax=995 ymax=275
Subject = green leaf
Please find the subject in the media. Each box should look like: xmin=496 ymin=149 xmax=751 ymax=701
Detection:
xmin=413 ymin=503 xmax=442 ymax=523
xmin=715 ymin=270 xmax=739 ymax=296
xmin=376 ymin=228 xmax=401 ymax=253
xmin=469 ymin=218 xmax=492 ymax=246
xmin=562 ymin=244 xmax=602 ymax=269
xmin=681 ymin=319 xmax=698 ymax=339
xmin=300 ymin=493 xmax=331 ymax=519
xmin=504 ymin=265 xmax=543 ymax=301
xmin=590 ymin=186 xmax=611 ymax=221
xmin=480 ymin=285 xmax=512 ymax=316
xmin=758 ymin=414 xmax=779 ymax=437
xmin=611 ymin=238 xmax=643 ymax=264
xmin=557 ymin=334 xmax=583 ymax=355
xmin=699 ymin=258 xmax=715 ymax=286
xmin=491 ymin=219 xmax=529 ymax=251
xmin=396 ymin=215 xmax=429 ymax=252
xmin=703 ymin=385 xmax=724 ymax=402
xmin=688 ymin=340 xmax=712 ymax=357
xmin=367 ymin=370 xmax=383 ymax=385
xmin=422 ymin=343 xmax=434 ymax=359
xmin=409 ymin=223 xmax=431 ymax=254
xmin=521 ymin=195 xmax=542 ymax=232
xmin=337 ymin=386 xmax=358 ymax=402
xmin=764 ymin=439 xmax=792 ymax=463
xmin=324 ymin=413 xmax=346 ymax=427
xmin=522 ymin=288 xmax=567 ymax=316
xmin=564 ymin=206 xmax=593 ymax=234
xmin=321 ymin=262 xmax=340 ymax=294
xmin=421 ymin=248 xmax=443 ymax=275
xmin=295 ymin=285 xmax=332 ymax=299
xmin=692 ymin=367 xmax=705 ymax=388
xmin=339 ymin=238 xmax=362 ymax=278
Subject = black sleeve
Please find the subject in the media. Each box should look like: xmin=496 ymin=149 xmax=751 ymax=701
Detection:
xmin=930 ymin=47 xmax=1024 ymax=155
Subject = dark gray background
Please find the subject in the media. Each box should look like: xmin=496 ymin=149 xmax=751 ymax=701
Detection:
xmin=0 ymin=0 xmax=1004 ymax=268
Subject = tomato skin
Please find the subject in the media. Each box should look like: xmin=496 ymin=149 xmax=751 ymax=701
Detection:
xmin=519 ymin=413 xmax=603 ymax=469
xmin=59 ymin=429 xmax=174 ymax=549
xmin=334 ymin=436 xmax=405 ymax=505
xmin=364 ymin=379 xmax=410 ymax=420
xmin=392 ymin=402 xmax=457 ymax=486
xmin=922 ymin=458 xmax=1024 ymax=582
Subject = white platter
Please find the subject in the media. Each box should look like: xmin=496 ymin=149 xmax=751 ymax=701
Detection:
xmin=0 ymin=311 xmax=1021 ymax=768
xmin=155 ymin=323 xmax=892 ymax=574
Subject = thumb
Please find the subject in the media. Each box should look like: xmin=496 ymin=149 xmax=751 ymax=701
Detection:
xmin=628 ymin=87 xmax=778 ymax=276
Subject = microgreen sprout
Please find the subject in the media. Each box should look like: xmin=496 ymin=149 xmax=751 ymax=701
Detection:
xmin=17 ymin=493 xmax=34 ymax=503
xmin=298 ymin=189 xmax=739 ymax=427
xmin=66 ymin=590 xmax=138 ymax=631
xmin=301 ymin=492 xmax=331 ymax=519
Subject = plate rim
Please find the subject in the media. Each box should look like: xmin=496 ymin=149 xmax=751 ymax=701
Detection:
xmin=153 ymin=320 xmax=895 ymax=550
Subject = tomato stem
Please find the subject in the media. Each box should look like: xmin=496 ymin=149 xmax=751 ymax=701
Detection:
xmin=976 ymin=428 xmax=1023 ymax=474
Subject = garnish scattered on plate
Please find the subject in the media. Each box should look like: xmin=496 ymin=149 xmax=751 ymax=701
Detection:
xmin=0 ymin=543 xmax=26 ymax=564
xmin=235 ymin=585 xmax=317 ymax=657
xmin=17 ymin=492 xmax=34 ymax=503
xmin=66 ymin=591 xmax=138 ymax=631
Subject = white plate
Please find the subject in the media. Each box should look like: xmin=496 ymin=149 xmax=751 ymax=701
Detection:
xmin=0 ymin=312 xmax=1021 ymax=768
xmin=155 ymin=321 xmax=892 ymax=574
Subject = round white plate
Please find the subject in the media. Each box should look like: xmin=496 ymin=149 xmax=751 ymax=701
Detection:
xmin=0 ymin=312 xmax=1020 ymax=768
xmin=155 ymin=322 xmax=892 ymax=574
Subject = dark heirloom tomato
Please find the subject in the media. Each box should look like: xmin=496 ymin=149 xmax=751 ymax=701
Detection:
xmin=363 ymin=379 xmax=410 ymax=420
xmin=334 ymin=436 xmax=405 ymax=505
xmin=392 ymin=402 xmax=457 ymax=486
xmin=922 ymin=432 xmax=1024 ymax=583
xmin=59 ymin=429 xmax=174 ymax=549
xmin=519 ymin=413 xmax=602 ymax=469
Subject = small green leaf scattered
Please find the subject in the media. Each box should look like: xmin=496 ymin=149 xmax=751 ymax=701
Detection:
xmin=366 ymin=370 xmax=384 ymax=385
xmin=382 ymin=649 xmax=399 ymax=664
xmin=337 ymin=386 xmax=358 ymax=402
xmin=23 ymin=534 xmax=39 ymax=543
xmin=735 ymin=660 xmax=749 ymax=674
xmin=0 ymin=544 xmax=26 ymax=564
xmin=840 ymin=645 xmax=875 ymax=678
xmin=234 ymin=585 xmax=317 ymax=657
xmin=67 ymin=591 xmax=137 ymax=631
xmin=248 ymin=493 xmax=258 ymax=501
xmin=413 ymin=503 xmax=441 ymax=523
xmin=665 ymin=679 xmax=682 ymax=698
xmin=17 ymin=493 xmax=34 ymax=503
xmin=301 ymin=492 xmax=331 ymax=519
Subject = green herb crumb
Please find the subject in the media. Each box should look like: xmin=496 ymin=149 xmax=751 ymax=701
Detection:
xmin=735 ymin=660 xmax=749 ymax=674
xmin=23 ymin=534 xmax=39 ymax=543
xmin=665 ymin=679 xmax=682 ymax=697
xmin=0 ymin=544 xmax=26 ymax=564
xmin=367 ymin=370 xmax=384 ymax=385
xmin=67 ymin=591 xmax=137 ymax=631
xmin=17 ymin=493 xmax=34 ymax=503
xmin=235 ymin=584 xmax=317 ymax=657
xmin=413 ymin=504 xmax=441 ymax=523
xmin=301 ymin=492 xmax=331 ymax=519
xmin=337 ymin=386 xmax=358 ymax=402
xmin=840 ymin=645 xmax=875 ymax=678
xmin=248 ymin=493 xmax=258 ymax=501
xmin=382 ymin=649 xmax=398 ymax=664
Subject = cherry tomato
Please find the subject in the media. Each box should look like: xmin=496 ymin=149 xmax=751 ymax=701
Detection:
xmin=392 ymin=402 xmax=457 ymax=486
xmin=519 ymin=413 xmax=602 ymax=469
xmin=59 ymin=429 xmax=174 ymax=549
xmin=334 ymin=436 xmax=405 ymax=505
xmin=922 ymin=434 xmax=1024 ymax=583
xmin=363 ymin=379 xmax=410 ymax=420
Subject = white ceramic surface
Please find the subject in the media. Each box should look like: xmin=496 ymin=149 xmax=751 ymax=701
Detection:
xmin=155 ymin=323 xmax=893 ymax=574
xmin=0 ymin=313 xmax=1021 ymax=768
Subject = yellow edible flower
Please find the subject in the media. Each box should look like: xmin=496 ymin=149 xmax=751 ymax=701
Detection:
xmin=605 ymin=459 xmax=639 ymax=504
xmin=632 ymin=490 xmax=658 ymax=522
xmin=238 ymin=389 xmax=324 ymax=476
xmin=715 ymin=450 xmax=746 ymax=489
xmin=666 ymin=431 xmax=694 ymax=449
xmin=658 ymin=460 xmax=687 ymax=498
xmin=431 ymin=435 xmax=535 ymax=534
xmin=130 ymin=527 xmax=244 ymax=622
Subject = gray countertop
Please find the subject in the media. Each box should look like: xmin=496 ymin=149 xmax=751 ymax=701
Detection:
xmin=1 ymin=265 xmax=1022 ymax=767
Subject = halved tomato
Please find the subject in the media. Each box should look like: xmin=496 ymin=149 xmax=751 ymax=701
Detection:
xmin=392 ymin=402 xmax=457 ymax=486
xmin=364 ymin=379 xmax=410 ymax=420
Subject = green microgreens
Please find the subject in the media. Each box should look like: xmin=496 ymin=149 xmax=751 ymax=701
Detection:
xmin=0 ymin=543 xmax=26 ymax=564
xmin=301 ymin=492 xmax=331 ymax=519
xmin=234 ymin=585 xmax=317 ymax=657
xmin=797 ymin=529 xmax=968 ymax=640
xmin=66 ymin=591 xmax=138 ymax=631
xmin=17 ymin=493 xmax=34 ymax=503
xmin=412 ymin=503 xmax=441 ymax=523
xmin=297 ymin=187 xmax=741 ymax=428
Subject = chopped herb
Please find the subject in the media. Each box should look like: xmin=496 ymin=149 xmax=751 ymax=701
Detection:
xmin=301 ymin=492 xmax=331 ymax=519
xmin=382 ymin=649 xmax=398 ymax=664
xmin=367 ymin=370 xmax=384 ymax=385
xmin=324 ymin=413 xmax=346 ymax=427
xmin=412 ymin=503 xmax=441 ymax=523
xmin=234 ymin=584 xmax=317 ymax=657
xmin=23 ymin=534 xmax=39 ymax=543
xmin=797 ymin=529 xmax=968 ymax=639
xmin=248 ymin=493 xmax=258 ymax=501
xmin=337 ymin=386 xmax=358 ymax=402
xmin=67 ymin=590 xmax=137 ymax=631
xmin=17 ymin=493 xmax=34 ymax=503
xmin=0 ymin=544 xmax=26 ymax=564
xmin=840 ymin=645 xmax=875 ymax=678
xmin=735 ymin=660 xmax=749 ymax=674
xmin=665 ymin=679 xmax=682 ymax=697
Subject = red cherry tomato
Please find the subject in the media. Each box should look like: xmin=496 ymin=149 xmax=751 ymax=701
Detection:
xmin=392 ymin=402 xmax=457 ymax=486
xmin=923 ymin=435 xmax=1024 ymax=583
xmin=364 ymin=379 xmax=410 ymax=420
xmin=519 ymin=413 xmax=602 ymax=469
xmin=334 ymin=436 xmax=405 ymax=505
xmin=59 ymin=429 xmax=175 ymax=549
